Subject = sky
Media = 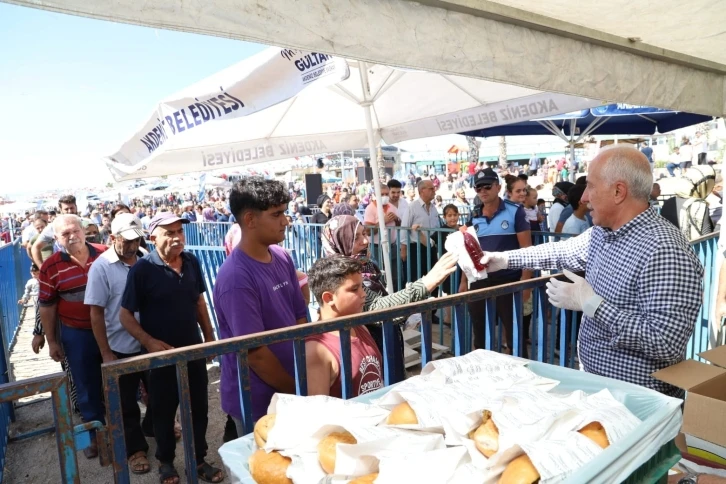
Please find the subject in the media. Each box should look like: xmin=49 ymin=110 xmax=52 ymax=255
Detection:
xmin=0 ymin=3 xmax=266 ymax=196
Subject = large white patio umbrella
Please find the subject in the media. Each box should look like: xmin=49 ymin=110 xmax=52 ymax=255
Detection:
xmin=104 ymin=47 xmax=601 ymax=291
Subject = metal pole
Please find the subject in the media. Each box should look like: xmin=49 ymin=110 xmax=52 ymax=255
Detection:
xmin=359 ymin=62 xmax=394 ymax=294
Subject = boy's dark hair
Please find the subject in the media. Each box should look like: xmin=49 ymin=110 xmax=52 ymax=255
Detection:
xmin=229 ymin=177 xmax=291 ymax=221
xmin=58 ymin=195 xmax=76 ymax=208
xmin=537 ymin=198 xmax=545 ymax=205
xmin=308 ymin=256 xmax=362 ymax=305
xmin=576 ymin=176 xmax=587 ymax=185
xmin=518 ymin=173 xmax=529 ymax=182
xmin=110 ymin=204 xmax=131 ymax=221
xmin=442 ymin=203 xmax=459 ymax=216
xmin=567 ymin=184 xmax=587 ymax=210
xmin=387 ymin=179 xmax=402 ymax=189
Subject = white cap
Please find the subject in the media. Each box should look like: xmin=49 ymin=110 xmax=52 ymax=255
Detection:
xmin=111 ymin=213 xmax=144 ymax=240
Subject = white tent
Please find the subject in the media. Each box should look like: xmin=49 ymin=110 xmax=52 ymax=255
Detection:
xmin=105 ymin=49 xmax=600 ymax=181
xmin=7 ymin=0 xmax=725 ymax=116
xmin=104 ymin=47 xmax=600 ymax=291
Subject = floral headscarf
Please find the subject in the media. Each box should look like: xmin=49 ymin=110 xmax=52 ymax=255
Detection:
xmin=322 ymin=215 xmax=388 ymax=295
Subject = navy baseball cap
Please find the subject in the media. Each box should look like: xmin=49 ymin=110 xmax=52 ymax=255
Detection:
xmin=474 ymin=168 xmax=499 ymax=187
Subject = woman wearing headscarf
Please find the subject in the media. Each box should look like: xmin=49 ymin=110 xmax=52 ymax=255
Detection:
xmin=661 ymin=165 xmax=716 ymax=240
xmin=322 ymin=215 xmax=457 ymax=383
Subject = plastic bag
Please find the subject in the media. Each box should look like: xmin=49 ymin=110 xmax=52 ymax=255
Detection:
xmin=444 ymin=228 xmax=488 ymax=282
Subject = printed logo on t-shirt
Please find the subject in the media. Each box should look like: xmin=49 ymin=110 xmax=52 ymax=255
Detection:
xmin=272 ymin=280 xmax=290 ymax=291
xmin=501 ymin=220 xmax=509 ymax=230
xmin=358 ymin=354 xmax=383 ymax=395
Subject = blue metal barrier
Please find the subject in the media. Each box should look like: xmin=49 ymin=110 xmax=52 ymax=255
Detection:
xmin=688 ymin=232 xmax=719 ymax=361
xmin=0 ymin=373 xmax=106 ymax=483
xmin=101 ymin=273 xmax=575 ymax=484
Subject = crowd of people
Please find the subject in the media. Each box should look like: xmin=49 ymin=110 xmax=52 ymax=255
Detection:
xmin=4 ymin=144 xmax=719 ymax=483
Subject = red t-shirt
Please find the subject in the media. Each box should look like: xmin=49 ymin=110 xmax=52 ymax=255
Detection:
xmin=307 ymin=326 xmax=383 ymax=398
xmin=38 ymin=243 xmax=107 ymax=329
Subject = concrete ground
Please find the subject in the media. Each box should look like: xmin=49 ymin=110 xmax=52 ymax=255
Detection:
xmin=4 ymin=306 xmax=229 ymax=484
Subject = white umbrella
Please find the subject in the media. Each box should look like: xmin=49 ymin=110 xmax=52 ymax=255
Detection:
xmin=104 ymin=48 xmax=601 ymax=291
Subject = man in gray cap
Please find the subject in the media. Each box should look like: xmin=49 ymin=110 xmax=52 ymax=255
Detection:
xmin=548 ymin=181 xmax=575 ymax=231
xmin=86 ymin=213 xmax=151 ymax=474
xmin=120 ymin=212 xmax=223 ymax=483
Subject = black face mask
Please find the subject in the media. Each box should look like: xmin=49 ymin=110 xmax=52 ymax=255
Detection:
xmin=86 ymin=235 xmax=102 ymax=244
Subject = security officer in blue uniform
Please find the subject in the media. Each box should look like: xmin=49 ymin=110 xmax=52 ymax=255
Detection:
xmin=458 ymin=168 xmax=532 ymax=353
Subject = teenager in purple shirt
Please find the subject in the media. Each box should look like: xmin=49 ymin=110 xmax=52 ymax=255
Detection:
xmin=213 ymin=177 xmax=307 ymax=434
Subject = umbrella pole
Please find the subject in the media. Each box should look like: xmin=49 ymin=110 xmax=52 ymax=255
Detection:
xmin=360 ymin=62 xmax=394 ymax=294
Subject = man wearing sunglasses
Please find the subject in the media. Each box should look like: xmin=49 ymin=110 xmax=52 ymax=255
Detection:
xmin=458 ymin=168 xmax=532 ymax=354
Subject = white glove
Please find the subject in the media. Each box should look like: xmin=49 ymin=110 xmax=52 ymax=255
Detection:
xmin=546 ymin=270 xmax=604 ymax=317
xmin=480 ymin=252 xmax=509 ymax=273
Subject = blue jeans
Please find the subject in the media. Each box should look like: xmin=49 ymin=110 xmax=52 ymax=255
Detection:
xmin=666 ymin=163 xmax=679 ymax=177
xmin=60 ymin=325 xmax=105 ymax=427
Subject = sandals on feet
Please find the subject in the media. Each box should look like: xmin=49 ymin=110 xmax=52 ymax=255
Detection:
xmin=158 ymin=463 xmax=179 ymax=484
xmin=196 ymin=461 xmax=224 ymax=483
xmin=129 ymin=451 xmax=150 ymax=475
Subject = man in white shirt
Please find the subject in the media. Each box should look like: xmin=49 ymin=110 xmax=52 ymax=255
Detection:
xmin=401 ymin=180 xmax=440 ymax=288
xmin=387 ymin=179 xmax=408 ymax=224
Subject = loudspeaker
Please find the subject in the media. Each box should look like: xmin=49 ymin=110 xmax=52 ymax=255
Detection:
xmin=357 ymin=167 xmax=374 ymax=183
xmin=364 ymin=157 xmax=371 ymax=168
xmin=305 ymin=174 xmax=323 ymax=206
xmin=316 ymin=157 xmax=325 ymax=169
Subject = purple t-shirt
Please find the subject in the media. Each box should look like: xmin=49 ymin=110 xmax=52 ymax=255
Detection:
xmin=213 ymin=244 xmax=307 ymax=421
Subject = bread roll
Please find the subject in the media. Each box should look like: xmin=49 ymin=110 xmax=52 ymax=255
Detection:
xmin=254 ymin=414 xmax=276 ymax=448
xmin=248 ymin=449 xmax=292 ymax=484
xmin=386 ymin=401 xmax=418 ymax=425
xmin=469 ymin=410 xmax=499 ymax=457
xmin=578 ymin=421 xmax=609 ymax=449
xmin=317 ymin=431 xmax=357 ymax=474
xmin=499 ymin=454 xmax=540 ymax=484
xmin=349 ymin=473 xmax=378 ymax=484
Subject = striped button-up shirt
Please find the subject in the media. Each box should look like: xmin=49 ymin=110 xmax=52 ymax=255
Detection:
xmin=38 ymin=243 xmax=107 ymax=329
xmin=506 ymin=208 xmax=703 ymax=397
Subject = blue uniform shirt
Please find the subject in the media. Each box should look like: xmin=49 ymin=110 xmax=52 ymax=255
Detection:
xmin=467 ymin=198 xmax=529 ymax=280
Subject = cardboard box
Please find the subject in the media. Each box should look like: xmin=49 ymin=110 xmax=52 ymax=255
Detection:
xmin=653 ymin=346 xmax=726 ymax=466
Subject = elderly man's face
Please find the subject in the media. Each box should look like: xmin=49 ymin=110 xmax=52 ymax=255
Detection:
xmin=111 ymin=234 xmax=141 ymax=260
xmin=418 ymin=181 xmax=435 ymax=203
xmin=581 ymin=157 xmax=613 ymax=228
xmin=151 ymin=221 xmax=185 ymax=258
xmin=55 ymin=220 xmax=85 ymax=251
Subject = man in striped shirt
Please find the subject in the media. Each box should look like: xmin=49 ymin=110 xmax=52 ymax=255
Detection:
xmin=38 ymin=214 xmax=107 ymax=458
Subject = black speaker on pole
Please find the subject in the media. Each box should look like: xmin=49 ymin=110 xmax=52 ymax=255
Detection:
xmin=305 ymin=174 xmax=323 ymax=206
xmin=364 ymin=157 xmax=371 ymax=168
xmin=357 ymin=167 xmax=374 ymax=183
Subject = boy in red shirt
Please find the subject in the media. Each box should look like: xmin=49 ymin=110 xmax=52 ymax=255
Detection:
xmin=306 ymin=256 xmax=383 ymax=398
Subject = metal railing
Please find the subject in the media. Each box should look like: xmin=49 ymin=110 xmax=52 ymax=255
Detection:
xmin=0 ymin=231 xmax=717 ymax=483
xmin=101 ymin=273 xmax=577 ymax=484
xmin=0 ymin=240 xmax=32 ymax=478
xmin=0 ymin=373 xmax=107 ymax=483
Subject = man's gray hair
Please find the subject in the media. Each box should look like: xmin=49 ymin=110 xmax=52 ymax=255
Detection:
xmin=52 ymin=214 xmax=82 ymax=233
xmin=597 ymin=146 xmax=652 ymax=202
xmin=417 ymin=179 xmax=432 ymax=191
